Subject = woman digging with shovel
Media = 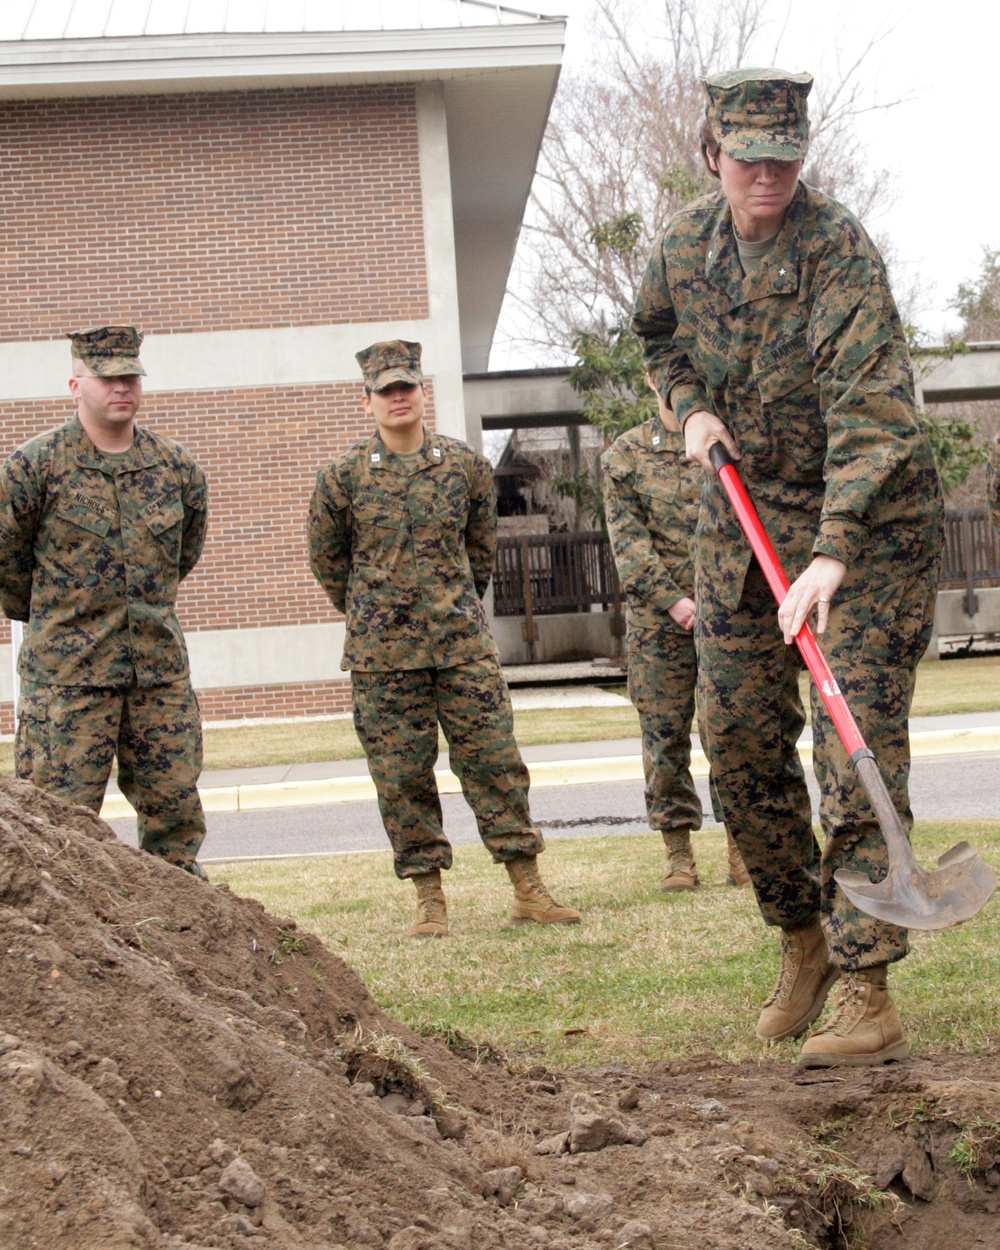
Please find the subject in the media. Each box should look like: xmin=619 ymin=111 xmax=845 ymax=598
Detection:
xmin=632 ymin=68 xmax=945 ymax=1067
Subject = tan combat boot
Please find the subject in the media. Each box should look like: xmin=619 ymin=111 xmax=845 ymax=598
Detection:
xmin=725 ymin=831 xmax=751 ymax=887
xmin=408 ymin=870 xmax=448 ymax=938
xmin=755 ymin=918 xmax=837 ymax=1041
xmin=505 ymin=855 xmax=581 ymax=925
xmin=798 ymin=965 xmax=909 ymax=1068
xmin=659 ymin=829 xmax=698 ymax=890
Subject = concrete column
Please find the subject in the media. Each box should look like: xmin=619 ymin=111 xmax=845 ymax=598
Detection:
xmin=415 ymin=82 xmax=471 ymax=447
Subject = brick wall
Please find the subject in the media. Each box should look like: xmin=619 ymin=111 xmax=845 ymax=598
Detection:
xmin=0 ymin=84 xmax=428 ymax=338
xmin=0 ymin=80 xmax=435 ymax=725
xmin=196 ymin=680 xmax=353 ymax=723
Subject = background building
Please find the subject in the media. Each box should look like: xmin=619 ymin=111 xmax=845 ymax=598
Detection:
xmin=0 ymin=0 xmax=565 ymax=728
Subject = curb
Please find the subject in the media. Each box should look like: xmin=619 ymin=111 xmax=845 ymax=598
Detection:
xmin=98 ymin=726 xmax=1000 ymax=821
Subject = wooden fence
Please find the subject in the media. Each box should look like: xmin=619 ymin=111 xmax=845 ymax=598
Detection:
xmin=493 ymin=532 xmax=624 ymax=642
xmin=940 ymin=508 xmax=1000 ymax=615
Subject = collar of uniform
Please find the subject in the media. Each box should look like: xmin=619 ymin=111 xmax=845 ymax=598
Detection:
xmin=367 ymin=428 xmax=442 ymax=471
xmin=648 ymin=418 xmax=682 ymax=453
xmin=69 ymin=418 xmax=158 ymax=471
xmin=705 ymin=182 xmax=803 ymax=311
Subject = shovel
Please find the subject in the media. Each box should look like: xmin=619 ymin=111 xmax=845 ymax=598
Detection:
xmin=709 ymin=442 xmax=995 ymax=931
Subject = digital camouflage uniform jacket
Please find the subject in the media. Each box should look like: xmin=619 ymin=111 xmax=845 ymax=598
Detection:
xmin=632 ymin=181 xmax=943 ymax=609
xmin=601 ymin=419 xmax=701 ymax=632
xmin=308 ymin=428 xmax=499 ymax=671
xmin=0 ymin=418 xmax=207 ymax=688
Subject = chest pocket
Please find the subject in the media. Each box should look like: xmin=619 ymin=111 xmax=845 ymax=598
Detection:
xmin=352 ymin=491 xmax=408 ymax=569
xmin=131 ymin=492 xmax=185 ymax=579
xmin=54 ymin=502 xmax=112 ymax=539
xmin=639 ymin=476 xmax=679 ymax=509
xmin=141 ymin=496 xmax=184 ymax=538
xmin=753 ymin=332 xmax=814 ymax=403
xmin=640 ymin=472 xmax=692 ymax=549
xmin=430 ymin=478 xmax=470 ymax=532
xmin=353 ymin=493 xmax=407 ymax=531
xmin=674 ymin=309 xmax=730 ymax=389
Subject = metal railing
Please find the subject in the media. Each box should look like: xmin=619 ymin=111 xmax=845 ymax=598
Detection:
xmin=495 ymin=510 xmax=1000 ymax=623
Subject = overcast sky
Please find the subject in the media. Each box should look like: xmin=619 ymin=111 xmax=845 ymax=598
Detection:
xmin=491 ymin=0 xmax=999 ymax=367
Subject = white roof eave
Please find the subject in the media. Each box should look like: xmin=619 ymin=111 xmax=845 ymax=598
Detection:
xmin=0 ymin=25 xmax=566 ymax=96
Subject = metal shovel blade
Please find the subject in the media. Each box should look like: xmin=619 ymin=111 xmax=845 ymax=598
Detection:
xmin=833 ymin=755 xmax=996 ymax=930
xmin=835 ymin=844 xmax=997 ymax=931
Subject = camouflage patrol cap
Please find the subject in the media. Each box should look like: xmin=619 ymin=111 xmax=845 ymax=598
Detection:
xmin=68 ymin=325 xmax=146 ymax=377
xmin=355 ymin=340 xmax=423 ymax=391
xmin=703 ymin=67 xmax=812 ymax=161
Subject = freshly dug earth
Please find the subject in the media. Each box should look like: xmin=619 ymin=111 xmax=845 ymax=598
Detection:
xmin=1 ymin=777 xmax=998 ymax=1250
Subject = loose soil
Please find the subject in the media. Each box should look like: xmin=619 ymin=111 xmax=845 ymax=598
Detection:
xmin=1 ymin=776 xmax=997 ymax=1250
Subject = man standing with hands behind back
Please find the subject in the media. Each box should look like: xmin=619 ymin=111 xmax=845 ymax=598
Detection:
xmin=0 ymin=326 xmax=209 ymax=877
xmin=308 ymin=340 xmax=580 ymax=937
xmin=602 ymin=375 xmax=750 ymax=891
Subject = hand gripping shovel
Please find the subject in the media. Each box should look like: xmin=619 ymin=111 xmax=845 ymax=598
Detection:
xmin=709 ymin=442 xmax=995 ymax=930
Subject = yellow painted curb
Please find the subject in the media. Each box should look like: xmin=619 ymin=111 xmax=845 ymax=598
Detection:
xmin=98 ymin=729 xmax=996 ymax=821
xmin=910 ymin=728 xmax=1000 ymax=757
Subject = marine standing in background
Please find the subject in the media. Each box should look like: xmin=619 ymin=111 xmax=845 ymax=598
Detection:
xmin=632 ymin=69 xmax=944 ymax=1066
xmin=601 ymin=376 xmax=750 ymax=891
xmin=308 ymin=340 xmax=580 ymax=937
xmin=0 ymin=327 xmax=209 ymax=877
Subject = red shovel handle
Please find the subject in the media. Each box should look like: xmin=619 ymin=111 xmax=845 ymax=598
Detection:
xmin=708 ymin=443 xmax=867 ymax=760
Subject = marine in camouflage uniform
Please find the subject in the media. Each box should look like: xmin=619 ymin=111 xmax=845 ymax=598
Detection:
xmin=601 ymin=378 xmax=750 ymax=889
xmin=0 ymin=327 xmax=208 ymax=875
xmin=632 ymin=70 xmax=944 ymax=1067
xmin=988 ymin=433 xmax=1000 ymax=534
xmin=308 ymin=340 xmax=579 ymax=936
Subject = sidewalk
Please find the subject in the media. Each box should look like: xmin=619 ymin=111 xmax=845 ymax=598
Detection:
xmin=98 ymin=683 xmax=1000 ymax=821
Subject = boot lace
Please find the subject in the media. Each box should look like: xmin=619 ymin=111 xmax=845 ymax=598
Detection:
xmin=522 ymin=860 xmax=556 ymax=904
xmin=818 ymin=974 xmax=866 ymax=1036
xmin=764 ymin=931 xmax=802 ymax=1008
xmin=417 ymin=894 xmax=446 ymax=925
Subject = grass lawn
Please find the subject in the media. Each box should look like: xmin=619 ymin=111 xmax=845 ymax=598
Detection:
xmin=198 ymin=650 xmax=996 ymax=768
xmin=215 ymin=817 xmax=1000 ymax=1071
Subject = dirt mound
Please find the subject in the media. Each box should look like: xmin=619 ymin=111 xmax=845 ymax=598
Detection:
xmin=1 ymin=776 xmax=997 ymax=1250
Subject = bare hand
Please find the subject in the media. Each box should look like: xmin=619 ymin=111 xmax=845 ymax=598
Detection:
xmin=668 ymin=596 xmax=696 ymax=631
xmin=777 ymin=556 xmax=847 ymax=643
xmin=684 ymin=411 xmax=741 ymax=473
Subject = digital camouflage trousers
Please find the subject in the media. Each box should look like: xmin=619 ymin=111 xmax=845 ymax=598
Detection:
xmin=351 ymin=658 xmax=545 ymax=878
xmin=696 ymin=558 xmax=938 ymax=969
xmin=15 ymin=678 xmax=206 ymax=870
xmin=626 ymin=624 xmax=704 ymax=833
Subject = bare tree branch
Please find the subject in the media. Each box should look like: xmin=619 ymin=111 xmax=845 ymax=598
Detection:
xmin=496 ymin=0 xmax=910 ymax=363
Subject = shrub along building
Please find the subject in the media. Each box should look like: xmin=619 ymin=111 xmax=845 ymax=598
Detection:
xmin=0 ymin=0 xmax=565 ymax=728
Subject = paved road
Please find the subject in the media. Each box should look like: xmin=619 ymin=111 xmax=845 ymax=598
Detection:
xmin=106 ymin=747 xmax=1000 ymax=865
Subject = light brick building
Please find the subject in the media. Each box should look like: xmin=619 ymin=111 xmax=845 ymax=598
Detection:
xmin=0 ymin=1 xmax=564 ymax=729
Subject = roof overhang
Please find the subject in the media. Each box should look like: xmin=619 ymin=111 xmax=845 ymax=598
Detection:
xmin=464 ymin=367 xmax=586 ymax=429
xmin=0 ymin=24 xmax=565 ymax=375
xmin=915 ymin=342 xmax=1000 ymax=405
xmin=0 ymin=27 xmax=566 ymax=96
